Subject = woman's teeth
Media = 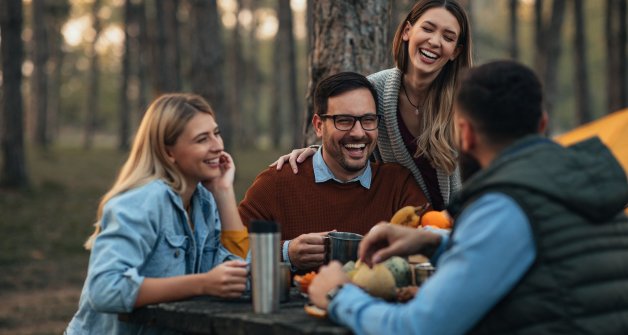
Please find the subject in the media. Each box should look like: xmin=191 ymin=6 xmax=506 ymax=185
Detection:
xmin=420 ymin=49 xmax=438 ymax=59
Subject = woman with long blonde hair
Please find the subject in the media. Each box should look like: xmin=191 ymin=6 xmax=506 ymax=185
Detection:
xmin=274 ymin=0 xmax=472 ymax=210
xmin=66 ymin=93 xmax=249 ymax=334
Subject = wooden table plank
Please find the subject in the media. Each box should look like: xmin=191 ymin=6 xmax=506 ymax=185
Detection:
xmin=120 ymin=289 xmax=352 ymax=334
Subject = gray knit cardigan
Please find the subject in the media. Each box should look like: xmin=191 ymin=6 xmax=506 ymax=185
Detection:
xmin=368 ymin=68 xmax=461 ymax=206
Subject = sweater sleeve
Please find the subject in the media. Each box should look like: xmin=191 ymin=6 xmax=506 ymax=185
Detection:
xmin=238 ymin=168 xmax=279 ymax=227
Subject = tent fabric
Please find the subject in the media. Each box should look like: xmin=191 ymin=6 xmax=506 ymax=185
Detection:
xmin=554 ymin=108 xmax=628 ymax=214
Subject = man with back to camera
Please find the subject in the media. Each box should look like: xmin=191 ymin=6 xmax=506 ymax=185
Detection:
xmin=308 ymin=60 xmax=628 ymax=335
xmin=238 ymin=72 xmax=428 ymax=272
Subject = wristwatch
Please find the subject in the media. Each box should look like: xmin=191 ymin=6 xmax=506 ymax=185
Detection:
xmin=325 ymin=284 xmax=344 ymax=302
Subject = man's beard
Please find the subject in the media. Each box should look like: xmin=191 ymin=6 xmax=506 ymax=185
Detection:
xmin=458 ymin=151 xmax=482 ymax=183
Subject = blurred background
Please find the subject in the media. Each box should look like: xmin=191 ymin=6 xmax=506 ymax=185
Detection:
xmin=0 ymin=0 xmax=626 ymax=333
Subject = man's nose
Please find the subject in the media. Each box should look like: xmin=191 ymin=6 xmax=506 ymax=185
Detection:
xmin=348 ymin=120 xmax=367 ymax=136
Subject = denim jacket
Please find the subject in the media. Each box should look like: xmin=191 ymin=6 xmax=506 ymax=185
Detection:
xmin=66 ymin=179 xmax=243 ymax=334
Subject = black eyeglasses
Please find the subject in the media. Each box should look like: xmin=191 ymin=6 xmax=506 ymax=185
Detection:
xmin=319 ymin=114 xmax=381 ymax=131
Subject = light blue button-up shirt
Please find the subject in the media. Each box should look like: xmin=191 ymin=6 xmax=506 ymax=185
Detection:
xmin=327 ymin=192 xmax=536 ymax=335
xmin=65 ymin=180 xmax=243 ymax=334
xmin=282 ymin=148 xmax=373 ymax=268
xmin=312 ymin=148 xmax=372 ymax=189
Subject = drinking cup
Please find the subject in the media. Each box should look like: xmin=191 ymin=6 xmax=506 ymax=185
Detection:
xmin=279 ymin=262 xmax=291 ymax=302
xmin=324 ymin=232 xmax=363 ymax=264
xmin=413 ymin=262 xmax=435 ymax=286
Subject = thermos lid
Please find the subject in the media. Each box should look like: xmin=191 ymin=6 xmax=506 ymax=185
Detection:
xmin=250 ymin=220 xmax=280 ymax=233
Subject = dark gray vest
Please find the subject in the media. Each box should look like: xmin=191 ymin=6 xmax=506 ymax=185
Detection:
xmin=448 ymin=137 xmax=628 ymax=335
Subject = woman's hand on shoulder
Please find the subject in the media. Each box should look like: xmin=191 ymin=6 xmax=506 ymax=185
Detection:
xmin=202 ymin=260 xmax=248 ymax=298
xmin=269 ymin=146 xmax=319 ymax=173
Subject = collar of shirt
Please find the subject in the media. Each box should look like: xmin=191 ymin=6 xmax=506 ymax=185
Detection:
xmin=312 ymin=147 xmax=372 ymax=189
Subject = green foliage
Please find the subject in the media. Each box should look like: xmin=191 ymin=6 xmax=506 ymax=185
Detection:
xmin=0 ymin=147 xmax=124 ymax=265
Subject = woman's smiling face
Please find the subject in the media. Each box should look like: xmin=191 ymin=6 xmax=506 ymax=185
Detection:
xmin=403 ymin=7 xmax=461 ymax=77
xmin=166 ymin=112 xmax=224 ymax=186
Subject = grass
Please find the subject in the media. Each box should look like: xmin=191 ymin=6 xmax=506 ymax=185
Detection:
xmin=0 ymin=144 xmax=283 ymax=334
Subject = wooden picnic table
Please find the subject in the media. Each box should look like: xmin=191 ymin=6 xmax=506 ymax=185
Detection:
xmin=119 ymin=288 xmax=351 ymax=334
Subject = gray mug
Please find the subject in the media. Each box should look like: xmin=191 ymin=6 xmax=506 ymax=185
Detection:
xmin=279 ymin=262 xmax=291 ymax=302
xmin=324 ymin=232 xmax=363 ymax=264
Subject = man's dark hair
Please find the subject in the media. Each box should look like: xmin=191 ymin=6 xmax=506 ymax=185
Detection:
xmin=456 ymin=60 xmax=543 ymax=143
xmin=314 ymin=72 xmax=378 ymax=115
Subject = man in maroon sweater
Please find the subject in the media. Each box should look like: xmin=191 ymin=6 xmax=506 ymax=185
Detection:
xmin=239 ymin=72 xmax=428 ymax=271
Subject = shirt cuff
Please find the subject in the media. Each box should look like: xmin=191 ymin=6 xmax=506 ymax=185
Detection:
xmin=282 ymin=240 xmax=298 ymax=271
xmin=422 ymin=226 xmax=449 ymax=264
xmin=327 ymin=284 xmax=370 ymax=326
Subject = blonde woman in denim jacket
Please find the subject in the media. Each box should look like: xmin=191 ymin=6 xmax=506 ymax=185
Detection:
xmin=66 ymin=94 xmax=249 ymax=334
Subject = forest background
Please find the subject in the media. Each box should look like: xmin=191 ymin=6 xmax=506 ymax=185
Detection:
xmin=0 ymin=0 xmax=626 ymax=334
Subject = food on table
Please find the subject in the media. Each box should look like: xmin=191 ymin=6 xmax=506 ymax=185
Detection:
xmin=396 ymin=285 xmax=419 ymax=302
xmin=390 ymin=205 xmax=430 ymax=228
xmin=384 ymin=256 xmax=412 ymax=287
xmin=342 ymin=260 xmax=358 ymax=280
xmin=351 ymin=262 xmax=397 ymax=301
xmin=341 ymin=257 xmax=413 ymax=292
xmin=294 ymin=271 xmax=316 ymax=294
xmin=420 ymin=210 xmax=453 ymax=229
xmin=414 ymin=262 xmax=436 ymax=286
xmin=342 ymin=260 xmax=356 ymax=273
xmin=304 ymin=303 xmax=327 ymax=318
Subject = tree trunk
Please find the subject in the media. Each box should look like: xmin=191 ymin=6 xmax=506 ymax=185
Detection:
xmin=273 ymin=0 xmax=302 ymax=148
xmin=119 ymin=0 xmax=132 ymax=151
xmin=303 ymin=0 xmax=391 ymax=144
xmin=136 ymin=0 xmax=149 ymax=116
xmin=302 ymin=0 xmax=313 ymax=144
xmin=226 ymin=0 xmax=243 ymax=150
xmin=270 ymin=1 xmax=284 ymax=148
xmin=83 ymin=0 xmax=102 ymax=150
xmin=270 ymin=54 xmax=281 ymax=148
xmin=509 ymin=0 xmax=519 ymax=59
xmin=45 ymin=0 xmax=70 ymax=143
xmin=0 ymin=0 xmax=29 ymax=188
xmin=306 ymin=0 xmax=313 ymax=59
xmin=606 ymin=0 xmax=627 ymax=113
xmin=573 ymin=0 xmax=592 ymax=124
xmin=32 ymin=0 xmax=49 ymax=149
xmin=533 ymin=0 xmax=566 ymax=129
xmin=189 ymin=0 xmax=231 ymax=151
xmin=239 ymin=0 xmax=260 ymax=147
xmin=154 ymin=0 xmax=181 ymax=93
xmin=543 ymin=0 xmax=566 ymax=122
xmin=534 ymin=0 xmax=546 ymax=75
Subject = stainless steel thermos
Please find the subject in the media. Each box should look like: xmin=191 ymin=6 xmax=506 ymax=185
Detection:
xmin=250 ymin=220 xmax=281 ymax=313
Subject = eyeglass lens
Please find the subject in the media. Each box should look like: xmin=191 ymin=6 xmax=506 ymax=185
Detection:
xmin=328 ymin=114 xmax=379 ymax=131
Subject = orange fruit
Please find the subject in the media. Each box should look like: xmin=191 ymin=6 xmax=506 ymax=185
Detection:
xmin=420 ymin=211 xmax=452 ymax=229
xmin=294 ymin=271 xmax=316 ymax=294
